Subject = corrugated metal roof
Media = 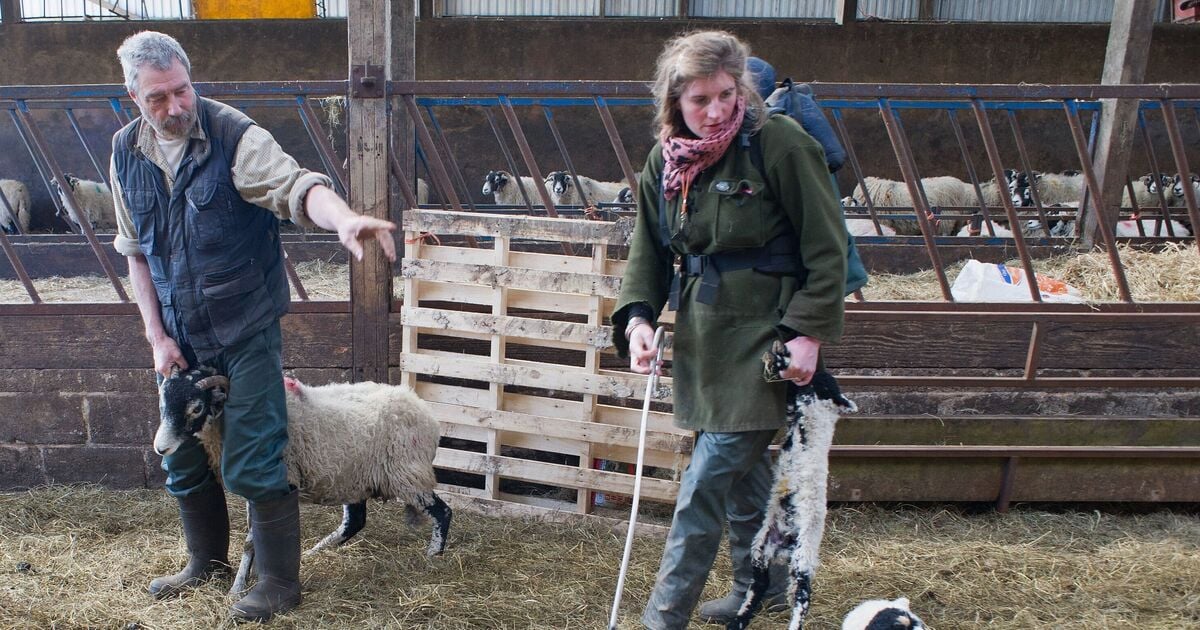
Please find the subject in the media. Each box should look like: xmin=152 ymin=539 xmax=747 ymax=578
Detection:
xmin=442 ymin=0 xmax=599 ymax=16
xmin=860 ymin=0 xmax=1171 ymax=22
xmin=603 ymin=0 xmax=676 ymax=16
xmin=689 ymin=0 xmax=835 ymax=18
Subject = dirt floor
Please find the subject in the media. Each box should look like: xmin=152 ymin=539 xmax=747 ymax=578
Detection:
xmin=1 ymin=486 xmax=1197 ymax=629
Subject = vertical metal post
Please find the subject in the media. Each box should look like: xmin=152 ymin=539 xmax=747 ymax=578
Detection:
xmin=402 ymin=94 xmax=462 ymax=212
xmin=498 ymin=94 xmax=559 ymax=217
xmin=946 ymin=108 xmax=995 ymax=234
xmin=594 ymin=96 xmax=639 ymax=205
xmin=423 ymin=104 xmax=477 ymax=211
xmin=483 ymin=106 xmax=535 ymax=212
xmin=1135 ymin=110 xmax=1177 ymax=235
xmin=876 ymin=99 xmax=953 ymax=300
xmin=1160 ymin=99 xmax=1200 ymax=252
xmin=969 ymin=98 xmax=1042 ymax=302
xmin=1005 ymin=109 xmax=1051 ymax=236
xmin=14 ymin=101 xmax=129 ymax=302
xmin=1062 ymin=98 xmax=1134 ymax=303
xmin=831 ymin=108 xmax=885 ymax=234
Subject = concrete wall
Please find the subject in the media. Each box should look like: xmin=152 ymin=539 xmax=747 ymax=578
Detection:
xmin=3 ymin=19 xmax=1199 ymax=85
xmin=1 ymin=18 xmax=1197 ymax=232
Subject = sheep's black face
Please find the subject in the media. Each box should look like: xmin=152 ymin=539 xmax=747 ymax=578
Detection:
xmin=548 ymin=171 xmax=572 ymax=196
xmin=482 ymin=170 xmax=508 ymax=196
xmin=153 ymin=366 xmax=227 ymax=456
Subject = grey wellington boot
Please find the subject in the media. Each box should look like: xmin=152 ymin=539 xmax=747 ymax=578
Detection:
xmin=231 ymin=489 xmax=302 ymax=622
xmin=697 ymin=515 xmax=789 ymax=624
xmin=149 ymin=483 xmax=231 ymax=598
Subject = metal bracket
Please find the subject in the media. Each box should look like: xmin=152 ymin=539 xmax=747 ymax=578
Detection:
xmin=350 ymin=64 xmax=386 ymax=99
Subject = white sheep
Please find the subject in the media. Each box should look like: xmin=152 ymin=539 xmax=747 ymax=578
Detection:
xmin=0 ymin=179 xmax=32 ymax=234
xmin=1115 ymin=218 xmax=1191 ymax=237
xmin=415 ymin=177 xmax=429 ymax=206
xmin=840 ymin=197 xmax=897 ymax=236
xmin=728 ymin=353 xmax=856 ymax=630
xmin=1121 ymin=173 xmax=1173 ymax=209
xmin=153 ymin=367 xmax=452 ymax=593
xmin=849 ymin=176 xmax=970 ymax=236
xmin=1011 ymin=170 xmax=1084 ymax=208
xmin=841 ymin=597 xmax=927 ymax=630
xmin=481 ymin=169 xmax=550 ymax=207
xmin=56 ymin=174 xmax=117 ymax=233
xmin=544 ymin=171 xmax=630 ymax=209
xmin=955 ymin=220 xmax=1014 ymax=238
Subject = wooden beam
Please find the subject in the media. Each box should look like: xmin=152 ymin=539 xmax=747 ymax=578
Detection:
xmin=1079 ymin=0 xmax=1157 ymax=248
xmin=918 ymin=0 xmax=934 ymax=20
xmin=1 ymin=0 xmax=21 ymax=24
xmin=348 ymin=0 xmax=393 ymax=384
xmin=391 ymin=0 xmax=416 ymax=255
xmin=835 ymin=0 xmax=858 ymax=25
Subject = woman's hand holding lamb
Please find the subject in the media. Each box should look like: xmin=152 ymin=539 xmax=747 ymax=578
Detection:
xmin=781 ymin=335 xmax=822 ymax=386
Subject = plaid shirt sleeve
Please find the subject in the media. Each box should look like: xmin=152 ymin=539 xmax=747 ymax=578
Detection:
xmin=110 ymin=158 xmax=141 ymax=257
xmin=231 ymin=125 xmax=333 ymax=229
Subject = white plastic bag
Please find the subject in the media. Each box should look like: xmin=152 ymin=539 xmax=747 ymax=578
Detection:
xmin=951 ymin=259 xmax=1085 ymax=303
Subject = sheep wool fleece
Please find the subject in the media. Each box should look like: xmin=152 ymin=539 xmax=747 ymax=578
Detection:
xmin=613 ymin=115 xmax=847 ymax=433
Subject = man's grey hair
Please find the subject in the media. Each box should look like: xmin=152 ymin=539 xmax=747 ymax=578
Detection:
xmin=117 ymin=31 xmax=191 ymax=93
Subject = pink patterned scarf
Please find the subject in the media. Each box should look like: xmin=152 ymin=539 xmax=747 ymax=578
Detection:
xmin=659 ymin=96 xmax=746 ymax=206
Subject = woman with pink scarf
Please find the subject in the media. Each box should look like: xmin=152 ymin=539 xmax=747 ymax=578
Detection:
xmin=611 ymin=31 xmax=847 ymax=629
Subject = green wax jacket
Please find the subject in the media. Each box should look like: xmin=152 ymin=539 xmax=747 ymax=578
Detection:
xmin=612 ymin=114 xmax=847 ymax=433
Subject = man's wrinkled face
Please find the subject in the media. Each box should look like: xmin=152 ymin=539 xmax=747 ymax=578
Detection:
xmin=129 ymin=58 xmax=196 ymax=140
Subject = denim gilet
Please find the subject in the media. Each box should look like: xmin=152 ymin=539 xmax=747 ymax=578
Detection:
xmin=113 ymin=97 xmax=289 ymax=361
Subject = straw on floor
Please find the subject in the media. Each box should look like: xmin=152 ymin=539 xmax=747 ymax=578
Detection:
xmin=1 ymin=485 xmax=1196 ymax=629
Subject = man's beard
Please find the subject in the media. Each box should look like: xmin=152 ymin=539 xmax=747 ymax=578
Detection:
xmin=149 ymin=109 xmax=195 ymax=140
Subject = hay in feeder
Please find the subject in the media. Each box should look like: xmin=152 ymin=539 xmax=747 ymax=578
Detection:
xmin=860 ymin=243 xmax=1200 ymax=303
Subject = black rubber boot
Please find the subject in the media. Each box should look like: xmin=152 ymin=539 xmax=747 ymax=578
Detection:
xmin=149 ymin=483 xmax=231 ymax=599
xmin=231 ymin=489 xmax=302 ymax=622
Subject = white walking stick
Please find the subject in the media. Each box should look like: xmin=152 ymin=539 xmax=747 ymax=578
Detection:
xmin=608 ymin=326 xmax=667 ymax=630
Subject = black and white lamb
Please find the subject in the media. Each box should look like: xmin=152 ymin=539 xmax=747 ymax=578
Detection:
xmin=0 ymin=179 xmax=32 ymax=234
xmin=482 ymin=169 xmax=550 ymax=207
xmin=544 ymin=171 xmax=631 ymax=209
xmin=153 ymin=367 xmax=452 ymax=591
xmin=55 ymin=174 xmax=117 ymax=232
xmin=727 ymin=345 xmax=857 ymax=630
xmin=841 ymin=597 xmax=927 ymax=630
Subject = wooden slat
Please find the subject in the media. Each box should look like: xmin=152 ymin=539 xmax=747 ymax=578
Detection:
xmin=404 ymin=208 xmax=633 ymax=244
xmin=0 ymin=312 xmax=351 ymax=369
xmin=428 ymin=400 xmax=688 ymax=453
xmin=437 ymin=491 xmax=670 ymax=537
xmin=402 ymin=305 xmax=610 ymax=348
xmin=414 ymin=283 xmax=596 ymax=314
xmin=417 ymin=242 xmax=602 ymax=274
xmin=400 ymin=352 xmax=671 ymax=401
xmin=433 ymin=448 xmax=678 ymax=501
xmin=402 ymin=258 xmax=622 ymax=298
